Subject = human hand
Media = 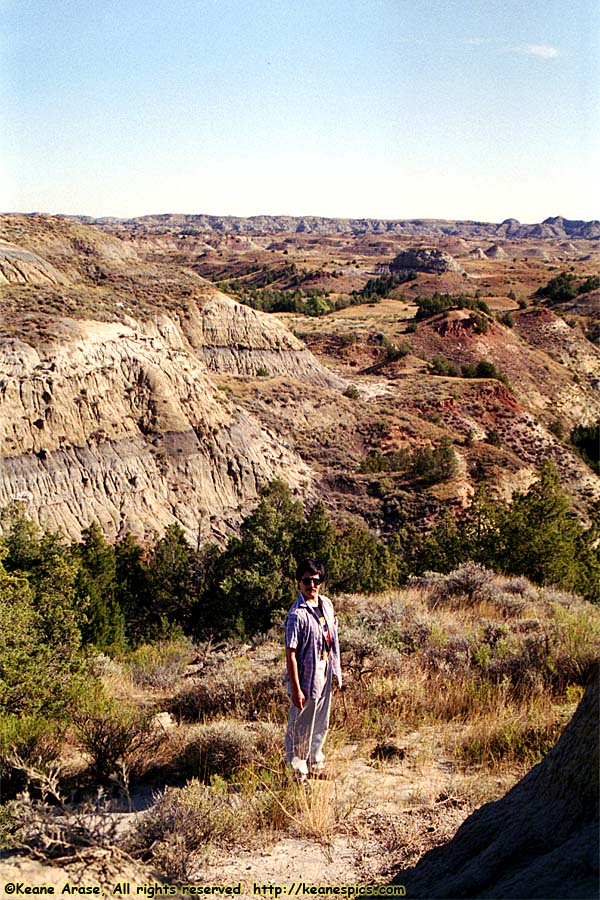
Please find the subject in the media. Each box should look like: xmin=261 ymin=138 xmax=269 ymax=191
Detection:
xmin=292 ymin=687 xmax=305 ymax=710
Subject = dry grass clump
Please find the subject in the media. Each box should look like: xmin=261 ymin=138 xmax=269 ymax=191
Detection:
xmin=453 ymin=706 xmax=564 ymax=768
xmin=335 ymin=569 xmax=599 ymax=762
xmin=412 ymin=562 xmax=537 ymax=615
xmin=128 ymin=779 xmax=253 ymax=880
xmin=128 ymin=763 xmax=351 ymax=881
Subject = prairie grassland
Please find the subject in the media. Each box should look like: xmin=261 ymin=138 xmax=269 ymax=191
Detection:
xmin=2 ymin=564 xmax=598 ymax=885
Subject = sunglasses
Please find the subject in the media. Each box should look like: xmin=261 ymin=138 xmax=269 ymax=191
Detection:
xmin=301 ymin=576 xmax=321 ymax=587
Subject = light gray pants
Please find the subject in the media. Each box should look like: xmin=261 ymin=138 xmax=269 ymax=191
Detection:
xmin=285 ymin=663 xmax=332 ymax=777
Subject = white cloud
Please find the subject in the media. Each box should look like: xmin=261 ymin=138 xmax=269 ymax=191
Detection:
xmin=506 ymin=43 xmax=561 ymax=59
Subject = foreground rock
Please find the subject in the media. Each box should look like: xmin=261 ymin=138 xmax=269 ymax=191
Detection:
xmin=391 ymin=666 xmax=599 ymax=899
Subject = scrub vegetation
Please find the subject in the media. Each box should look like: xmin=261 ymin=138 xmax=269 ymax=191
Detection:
xmin=0 ymin=463 xmax=599 ymax=884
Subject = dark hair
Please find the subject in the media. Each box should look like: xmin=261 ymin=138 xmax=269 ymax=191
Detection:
xmin=295 ymin=558 xmax=325 ymax=582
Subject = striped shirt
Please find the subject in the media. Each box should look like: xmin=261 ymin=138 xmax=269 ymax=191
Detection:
xmin=285 ymin=592 xmax=342 ymax=699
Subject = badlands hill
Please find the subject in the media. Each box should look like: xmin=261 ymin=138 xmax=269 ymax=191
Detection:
xmin=0 ymin=212 xmax=599 ymax=544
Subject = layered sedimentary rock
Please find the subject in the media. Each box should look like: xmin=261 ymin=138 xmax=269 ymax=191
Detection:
xmin=0 ymin=240 xmax=68 ymax=286
xmin=389 ymin=247 xmax=465 ymax=275
xmin=0 ymin=300 xmax=342 ymax=543
xmin=180 ymin=291 xmax=344 ymax=385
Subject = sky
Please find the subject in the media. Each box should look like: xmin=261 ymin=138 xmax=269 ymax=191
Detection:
xmin=1 ymin=0 xmax=599 ymax=222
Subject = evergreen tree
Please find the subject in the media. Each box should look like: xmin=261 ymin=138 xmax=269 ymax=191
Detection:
xmin=0 ymin=552 xmax=85 ymax=721
xmin=331 ymin=524 xmax=398 ymax=593
xmin=500 ymin=461 xmax=599 ymax=597
xmin=293 ymin=500 xmax=338 ymax=577
xmin=413 ymin=510 xmax=467 ymax=575
xmin=75 ymin=522 xmax=124 ymax=651
xmin=147 ymin=523 xmax=197 ymax=632
xmin=197 ymin=480 xmax=304 ymax=637
xmin=1 ymin=504 xmax=83 ymax=656
xmin=114 ymin=532 xmax=152 ymax=643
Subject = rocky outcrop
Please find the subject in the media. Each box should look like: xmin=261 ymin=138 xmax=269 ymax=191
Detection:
xmin=181 ymin=292 xmax=344 ymax=386
xmin=0 ymin=240 xmax=68 ymax=286
xmin=0 ymin=215 xmax=139 ymax=283
xmin=391 ymin=667 xmax=599 ymax=898
xmin=389 ymin=247 xmax=465 ymax=275
xmin=0 ymin=304 xmax=342 ymax=543
xmin=485 ymin=244 xmax=508 ymax=259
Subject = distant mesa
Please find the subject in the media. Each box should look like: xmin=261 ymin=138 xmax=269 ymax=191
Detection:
xmin=389 ymin=247 xmax=465 ymax=275
xmin=65 ymin=213 xmax=600 ymax=240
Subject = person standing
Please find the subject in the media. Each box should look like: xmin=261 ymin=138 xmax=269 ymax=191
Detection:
xmin=284 ymin=559 xmax=342 ymax=782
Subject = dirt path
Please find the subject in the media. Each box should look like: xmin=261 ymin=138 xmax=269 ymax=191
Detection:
xmin=0 ymin=735 xmax=518 ymax=898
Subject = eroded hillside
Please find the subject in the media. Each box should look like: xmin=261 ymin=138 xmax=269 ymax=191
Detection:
xmin=0 ymin=212 xmax=598 ymax=542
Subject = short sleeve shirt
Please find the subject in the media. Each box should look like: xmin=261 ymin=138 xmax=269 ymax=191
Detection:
xmin=285 ymin=593 xmax=342 ymax=698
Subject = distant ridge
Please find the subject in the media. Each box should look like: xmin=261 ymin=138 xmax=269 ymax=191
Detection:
xmin=67 ymin=213 xmax=600 ymax=240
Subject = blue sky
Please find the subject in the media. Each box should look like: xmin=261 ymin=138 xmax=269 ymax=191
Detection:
xmin=1 ymin=0 xmax=598 ymax=221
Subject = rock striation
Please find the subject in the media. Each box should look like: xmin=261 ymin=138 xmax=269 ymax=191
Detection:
xmin=0 ymin=240 xmax=68 ymax=286
xmin=0 ymin=301 xmax=341 ymax=543
xmin=181 ymin=291 xmax=343 ymax=386
xmin=389 ymin=247 xmax=465 ymax=275
xmin=485 ymin=243 xmax=508 ymax=259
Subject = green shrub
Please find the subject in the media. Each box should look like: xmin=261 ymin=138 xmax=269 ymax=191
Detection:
xmin=430 ymin=356 xmax=460 ymax=377
xmin=340 ymin=627 xmax=403 ymax=680
xmin=0 ymin=714 xmax=63 ymax=799
xmin=125 ymin=637 xmax=196 ymax=689
xmin=358 ymin=448 xmax=411 ymax=473
xmin=571 ymin=422 xmax=600 ymax=474
xmin=410 ymin=438 xmax=458 ymax=484
xmin=577 ymin=275 xmax=600 ymax=294
xmin=382 ymin=337 xmax=412 ymax=362
xmin=468 ymin=312 xmax=488 ymax=334
xmin=0 ymin=805 xmax=16 ymax=849
xmin=455 ymin=712 xmax=562 ymax=767
xmin=343 ymin=384 xmax=360 ymax=400
xmin=534 ymin=271 xmax=578 ymax=303
xmin=170 ymin=661 xmax=287 ymax=723
xmin=357 ymin=271 xmax=416 ymax=300
xmin=72 ymin=689 xmax=155 ymax=781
